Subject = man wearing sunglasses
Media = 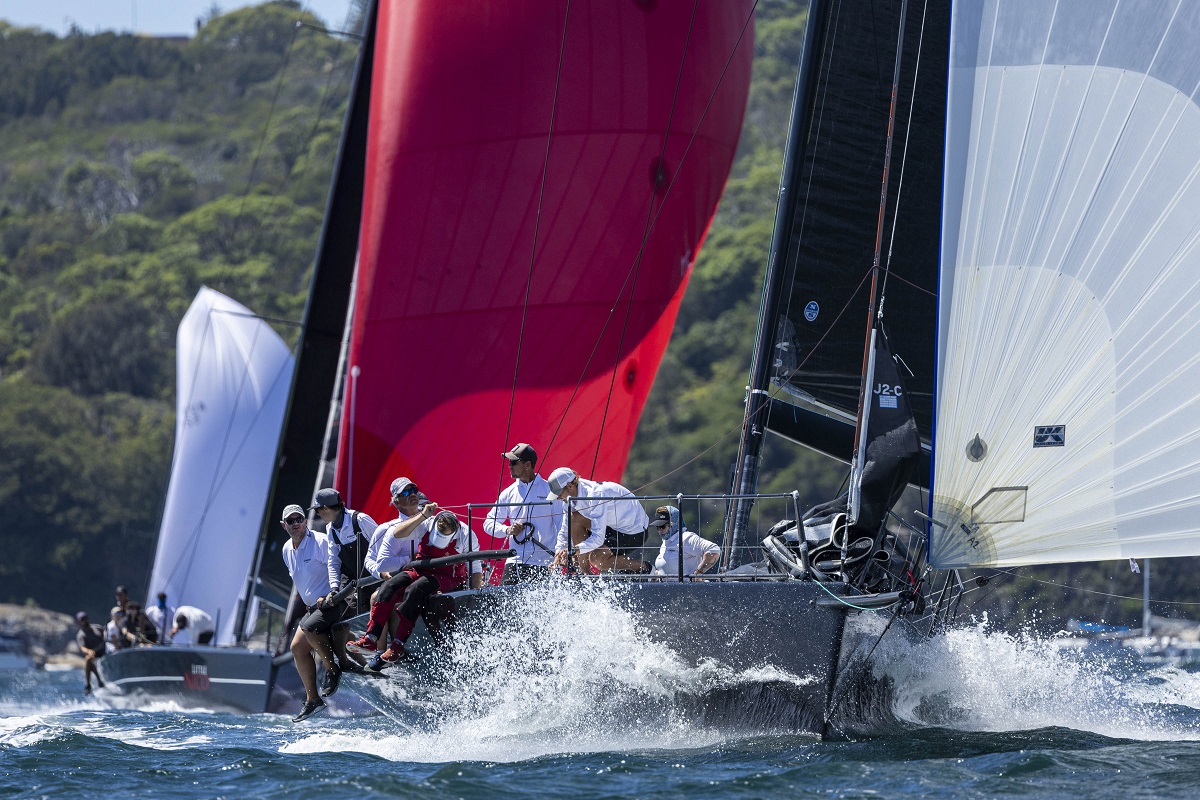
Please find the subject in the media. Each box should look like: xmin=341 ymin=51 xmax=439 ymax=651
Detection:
xmin=280 ymin=503 xmax=342 ymax=722
xmin=347 ymin=477 xmax=434 ymax=662
xmin=483 ymin=443 xmax=561 ymax=584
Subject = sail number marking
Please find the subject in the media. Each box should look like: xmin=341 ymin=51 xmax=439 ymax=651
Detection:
xmin=875 ymin=383 xmax=901 ymax=409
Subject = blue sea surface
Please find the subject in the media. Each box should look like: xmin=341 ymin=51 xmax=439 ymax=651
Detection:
xmin=5 ymin=602 xmax=1200 ymax=799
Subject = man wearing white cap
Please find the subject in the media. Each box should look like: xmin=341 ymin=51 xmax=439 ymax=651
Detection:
xmin=484 ymin=443 xmax=561 ymax=583
xmin=547 ymin=467 xmax=651 ymax=574
xmin=279 ymin=503 xmax=342 ymax=721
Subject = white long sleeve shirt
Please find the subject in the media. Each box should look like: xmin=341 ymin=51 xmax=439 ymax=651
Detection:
xmin=325 ymin=508 xmax=378 ymax=590
xmin=555 ymin=478 xmax=648 ymax=554
xmin=653 ymin=529 xmax=721 ymax=575
xmin=283 ymin=530 xmax=334 ymax=607
xmin=364 ymin=514 xmax=417 ymax=578
xmin=483 ymin=475 xmax=561 ymax=567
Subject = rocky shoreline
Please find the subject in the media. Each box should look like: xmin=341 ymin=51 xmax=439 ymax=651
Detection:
xmin=0 ymin=604 xmax=83 ymax=668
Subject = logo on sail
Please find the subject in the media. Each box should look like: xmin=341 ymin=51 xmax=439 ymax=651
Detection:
xmin=804 ymin=301 xmax=819 ymax=321
xmin=1032 ymin=425 xmax=1065 ymax=448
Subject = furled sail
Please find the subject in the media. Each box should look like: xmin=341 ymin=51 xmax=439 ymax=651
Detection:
xmin=333 ymin=0 xmax=754 ymax=527
xmin=148 ymin=288 xmax=293 ymax=644
xmin=807 ymin=327 xmax=921 ymax=540
xmin=931 ymin=0 xmax=1200 ymax=568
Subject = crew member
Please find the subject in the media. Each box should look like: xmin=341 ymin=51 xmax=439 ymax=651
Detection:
xmin=547 ymin=468 xmax=651 ymax=574
xmin=349 ymin=507 xmax=484 ymax=668
xmin=75 ymin=612 xmax=106 ymax=695
xmin=483 ymin=443 xmax=560 ymax=583
xmin=650 ymin=506 xmax=720 ymax=577
xmin=170 ymin=605 xmax=215 ymax=645
xmin=312 ymin=487 xmax=378 ymax=600
xmin=280 ymin=503 xmax=341 ymax=722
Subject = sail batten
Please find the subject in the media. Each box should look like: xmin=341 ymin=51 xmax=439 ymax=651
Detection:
xmin=931 ymin=0 xmax=1200 ymax=568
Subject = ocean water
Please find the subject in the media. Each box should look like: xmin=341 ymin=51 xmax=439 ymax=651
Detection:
xmin=5 ymin=584 xmax=1200 ymax=799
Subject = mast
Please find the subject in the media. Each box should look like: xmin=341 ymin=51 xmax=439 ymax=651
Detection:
xmin=726 ymin=0 xmax=829 ymax=568
xmin=234 ymin=0 xmax=377 ymax=641
xmin=847 ymin=0 xmax=909 ymax=525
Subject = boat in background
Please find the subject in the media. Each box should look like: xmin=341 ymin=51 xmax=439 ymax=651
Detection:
xmin=98 ymin=288 xmax=313 ymax=713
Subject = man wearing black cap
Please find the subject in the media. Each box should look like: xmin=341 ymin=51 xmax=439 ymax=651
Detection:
xmin=311 ymin=487 xmax=378 ymax=600
xmin=650 ymin=506 xmax=720 ymax=577
xmin=483 ymin=443 xmax=561 ymax=583
xmin=75 ymin=612 xmax=106 ymax=694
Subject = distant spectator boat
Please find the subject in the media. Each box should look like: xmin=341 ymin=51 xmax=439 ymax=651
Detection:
xmin=95 ymin=288 xmax=362 ymax=714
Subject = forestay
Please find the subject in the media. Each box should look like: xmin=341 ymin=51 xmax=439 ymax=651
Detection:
xmin=147 ymin=288 xmax=294 ymax=643
xmin=932 ymin=0 xmax=1200 ymax=568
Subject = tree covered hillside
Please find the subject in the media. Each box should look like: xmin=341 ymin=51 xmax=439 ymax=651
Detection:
xmin=0 ymin=1 xmax=359 ymax=613
xmin=1 ymin=1 xmax=1195 ymax=632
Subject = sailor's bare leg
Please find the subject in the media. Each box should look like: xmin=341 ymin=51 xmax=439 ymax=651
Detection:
xmin=304 ymin=630 xmax=338 ymax=673
xmin=291 ymin=626 xmax=320 ymax=702
xmin=332 ymin=625 xmax=363 ymax=668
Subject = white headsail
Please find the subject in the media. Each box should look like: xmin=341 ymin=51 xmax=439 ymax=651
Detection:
xmin=147 ymin=287 xmax=294 ymax=643
xmin=932 ymin=0 xmax=1200 ymax=568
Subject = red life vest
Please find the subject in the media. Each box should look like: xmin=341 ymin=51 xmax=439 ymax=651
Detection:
xmin=407 ymin=528 xmax=469 ymax=592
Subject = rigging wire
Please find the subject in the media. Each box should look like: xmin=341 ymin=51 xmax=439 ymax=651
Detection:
xmin=879 ymin=0 xmax=931 ymax=303
xmin=590 ymin=0 xmax=701 ymax=478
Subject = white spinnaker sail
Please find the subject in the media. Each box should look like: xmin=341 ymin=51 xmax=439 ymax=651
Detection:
xmin=147 ymin=288 xmax=293 ymax=643
xmin=931 ymin=0 xmax=1200 ymax=568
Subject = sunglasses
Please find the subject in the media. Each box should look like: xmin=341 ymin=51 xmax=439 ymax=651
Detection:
xmin=394 ymin=486 xmax=419 ymax=498
xmin=285 ymin=516 xmax=306 ymax=525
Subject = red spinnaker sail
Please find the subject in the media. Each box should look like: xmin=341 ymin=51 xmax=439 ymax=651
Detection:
xmin=336 ymin=0 xmax=753 ymax=537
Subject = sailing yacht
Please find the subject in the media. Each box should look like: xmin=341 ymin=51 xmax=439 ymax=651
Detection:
xmin=248 ymin=0 xmax=1200 ymax=736
xmin=97 ymin=288 xmax=320 ymax=713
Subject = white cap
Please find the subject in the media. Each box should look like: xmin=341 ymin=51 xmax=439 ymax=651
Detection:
xmin=547 ymin=467 xmax=577 ymax=496
xmin=280 ymin=503 xmax=306 ymax=522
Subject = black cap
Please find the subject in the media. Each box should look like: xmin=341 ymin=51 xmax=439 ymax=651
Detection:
xmin=502 ymin=443 xmax=537 ymax=463
xmin=311 ymin=487 xmax=342 ymax=509
xmin=651 ymin=509 xmax=671 ymax=527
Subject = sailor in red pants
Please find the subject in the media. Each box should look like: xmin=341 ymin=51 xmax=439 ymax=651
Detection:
xmin=349 ymin=507 xmax=484 ymax=667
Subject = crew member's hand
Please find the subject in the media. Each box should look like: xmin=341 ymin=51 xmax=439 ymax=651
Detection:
xmin=422 ymin=502 xmax=439 ymax=518
xmin=552 ymin=550 xmax=567 ymax=568
xmin=509 ymin=522 xmax=526 ymax=539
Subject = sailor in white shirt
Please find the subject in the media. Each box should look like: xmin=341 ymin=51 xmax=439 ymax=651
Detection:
xmin=650 ymin=506 xmax=720 ymax=577
xmin=279 ymin=503 xmax=350 ymax=721
xmin=169 ymin=605 xmax=215 ymax=645
xmin=484 ymin=443 xmax=561 ymax=583
xmin=547 ymin=467 xmax=651 ymax=574
xmin=364 ymin=516 xmax=417 ymax=579
xmin=311 ymin=487 xmax=378 ymax=594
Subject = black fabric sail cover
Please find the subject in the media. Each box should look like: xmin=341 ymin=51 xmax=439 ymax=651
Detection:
xmin=805 ymin=328 xmax=921 ymax=540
